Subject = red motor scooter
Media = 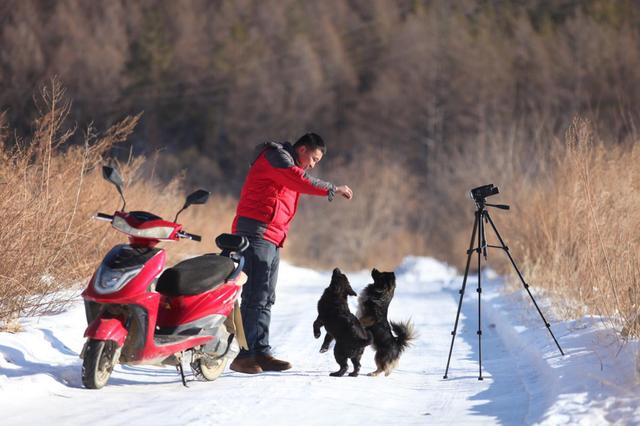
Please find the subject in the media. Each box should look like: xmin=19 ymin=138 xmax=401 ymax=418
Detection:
xmin=80 ymin=166 xmax=249 ymax=389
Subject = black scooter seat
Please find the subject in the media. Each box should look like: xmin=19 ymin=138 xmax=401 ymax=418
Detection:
xmin=156 ymin=254 xmax=235 ymax=297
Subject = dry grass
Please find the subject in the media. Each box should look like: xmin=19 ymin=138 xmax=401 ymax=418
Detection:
xmin=499 ymin=118 xmax=640 ymax=336
xmin=418 ymin=117 xmax=640 ymax=337
xmin=341 ymin=117 xmax=640 ymax=338
xmin=0 ymin=81 xmax=235 ymax=330
xmin=3 ymin=81 xmax=639 ymax=341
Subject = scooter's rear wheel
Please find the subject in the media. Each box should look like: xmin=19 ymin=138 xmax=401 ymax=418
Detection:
xmin=191 ymin=357 xmax=227 ymax=381
xmin=82 ymin=339 xmax=117 ymax=389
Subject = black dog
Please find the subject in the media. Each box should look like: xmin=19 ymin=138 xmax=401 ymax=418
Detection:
xmin=313 ymin=268 xmax=372 ymax=377
xmin=357 ymin=268 xmax=415 ymax=376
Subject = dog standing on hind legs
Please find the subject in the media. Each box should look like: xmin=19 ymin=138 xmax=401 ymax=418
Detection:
xmin=357 ymin=268 xmax=416 ymax=376
xmin=313 ymin=268 xmax=372 ymax=377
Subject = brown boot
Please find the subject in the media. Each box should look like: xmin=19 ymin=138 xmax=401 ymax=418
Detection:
xmin=255 ymin=354 xmax=292 ymax=372
xmin=229 ymin=356 xmax=263 ymax=374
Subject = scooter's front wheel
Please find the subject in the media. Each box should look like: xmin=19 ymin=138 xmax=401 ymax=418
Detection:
xmin=191 ymin=357 xmax=228 ymax=381
xmin=82 ymin=339 xmax=117 ymax=389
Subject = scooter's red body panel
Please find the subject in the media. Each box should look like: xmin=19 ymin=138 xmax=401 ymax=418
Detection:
xmin=156 ymin=283 xmax=240 ymax=327
xmin=84 ymin=317 xmax=128 ymax=346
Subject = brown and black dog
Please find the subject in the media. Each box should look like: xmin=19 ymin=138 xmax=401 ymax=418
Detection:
xmin=357 ymin=268 xmax=416 ymax=376
xmin=313 ymin=268 xmax=372 ymax=377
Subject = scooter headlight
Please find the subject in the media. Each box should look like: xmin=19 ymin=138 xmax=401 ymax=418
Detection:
xmin=94 ymin=264 xmax=143 ymax=294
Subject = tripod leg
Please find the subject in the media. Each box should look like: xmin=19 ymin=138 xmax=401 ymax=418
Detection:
xmin=443 ymin=211 xmax=480 ymax=379
xmin=476 ymin=212 xmax=484 ymax=381
xmin=484 ymin=212 xmax=565 ymax=356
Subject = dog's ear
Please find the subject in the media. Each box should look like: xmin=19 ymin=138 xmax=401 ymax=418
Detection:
xmin=347 ymin=284 xmax=357 ymax=297
xmin=371 ymin=268 xmax=381 ymax=280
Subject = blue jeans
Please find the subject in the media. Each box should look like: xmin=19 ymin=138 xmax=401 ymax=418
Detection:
xmin=237 ymin=236 xmax=280 ymax=358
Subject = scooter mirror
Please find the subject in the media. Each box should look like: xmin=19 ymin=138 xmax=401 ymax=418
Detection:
xmin=102 ymin=166 xmax=124 ymax=190
xmin=174 ymin=189 xmax=210 ymax=223
xmin=102 ymin=165 xmax=126 ymax=210
xmin=184 ymin=189 xmax=210 ymax=208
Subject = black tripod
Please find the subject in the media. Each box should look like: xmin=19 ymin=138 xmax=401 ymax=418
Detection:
xmin=443 ymin=186 xmax=564 ymax=381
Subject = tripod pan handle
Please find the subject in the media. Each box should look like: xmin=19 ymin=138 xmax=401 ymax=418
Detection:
xmin=486 ymin=203 xmax=510 ymax=210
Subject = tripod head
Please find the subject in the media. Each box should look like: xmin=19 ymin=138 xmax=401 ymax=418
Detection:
xmin=469 ymin=184 xmax=510 ymax=210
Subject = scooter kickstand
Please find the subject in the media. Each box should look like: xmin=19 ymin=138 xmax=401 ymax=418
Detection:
xmin=176 ymin=352 xmax=189 ymax=387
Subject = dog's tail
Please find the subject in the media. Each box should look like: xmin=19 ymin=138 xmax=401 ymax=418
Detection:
xmin=390 ymin=319 xmax=417 ymax=352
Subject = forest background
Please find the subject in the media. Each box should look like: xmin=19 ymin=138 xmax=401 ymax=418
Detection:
xmin=1 ymin=0 xmax=639 ymax=337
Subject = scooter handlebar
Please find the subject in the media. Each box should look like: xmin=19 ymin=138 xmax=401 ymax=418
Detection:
xmin=94 ymin=212 xmax=114 ymax=222
xmin=94 ymin=212 xmax=202 ymax=241
xmin=177 ymin=230 xmax=202 ymax=242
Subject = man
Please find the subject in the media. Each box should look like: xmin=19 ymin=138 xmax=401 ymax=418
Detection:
xmin=229 ymin=132 xmax=353 ymax=374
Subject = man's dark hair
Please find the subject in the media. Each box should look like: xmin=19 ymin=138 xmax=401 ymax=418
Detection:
xmin=293 ymin=132 xmax=326 ymax=154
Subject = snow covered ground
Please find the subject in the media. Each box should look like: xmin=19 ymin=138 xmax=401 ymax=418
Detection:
xmin=1 ymin=256 xmax=640 ymax=425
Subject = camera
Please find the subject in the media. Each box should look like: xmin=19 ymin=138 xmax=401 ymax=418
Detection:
xmin=469 ymin=184 xmax=499 ymax=202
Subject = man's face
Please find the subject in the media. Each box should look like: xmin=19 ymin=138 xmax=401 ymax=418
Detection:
xmin=295 ymin=146 xmax=324 ymax=170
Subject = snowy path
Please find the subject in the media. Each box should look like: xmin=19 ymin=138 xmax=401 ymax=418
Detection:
xmin=1 ymin=257 xmax=640 ymax=425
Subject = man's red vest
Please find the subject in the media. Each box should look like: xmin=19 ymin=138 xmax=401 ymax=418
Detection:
xmin=232 ymin=142 xmax=335 ymax=247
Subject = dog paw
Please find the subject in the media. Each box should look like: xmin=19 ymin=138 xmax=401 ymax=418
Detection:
xmin=348 ymin=372 xmax=359 ymax=377
xmin=330 ymin=371 xmax=346 ymax=377
xmin=319 ymin=347 xmax=328 ymax=353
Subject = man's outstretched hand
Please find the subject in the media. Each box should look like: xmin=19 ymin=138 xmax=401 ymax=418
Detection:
xmin=336 ymin=185 xmax=353 ymax=200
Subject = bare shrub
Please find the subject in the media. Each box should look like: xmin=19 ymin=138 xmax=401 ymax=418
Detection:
xmin=0 ymin=80 xmax=136 ymax=326
xmin=0 ymin=81 xmax=234 ymax=329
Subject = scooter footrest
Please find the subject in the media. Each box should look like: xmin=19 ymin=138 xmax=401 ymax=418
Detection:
xmin=153 ymin=334 xmax=192 ymax=346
